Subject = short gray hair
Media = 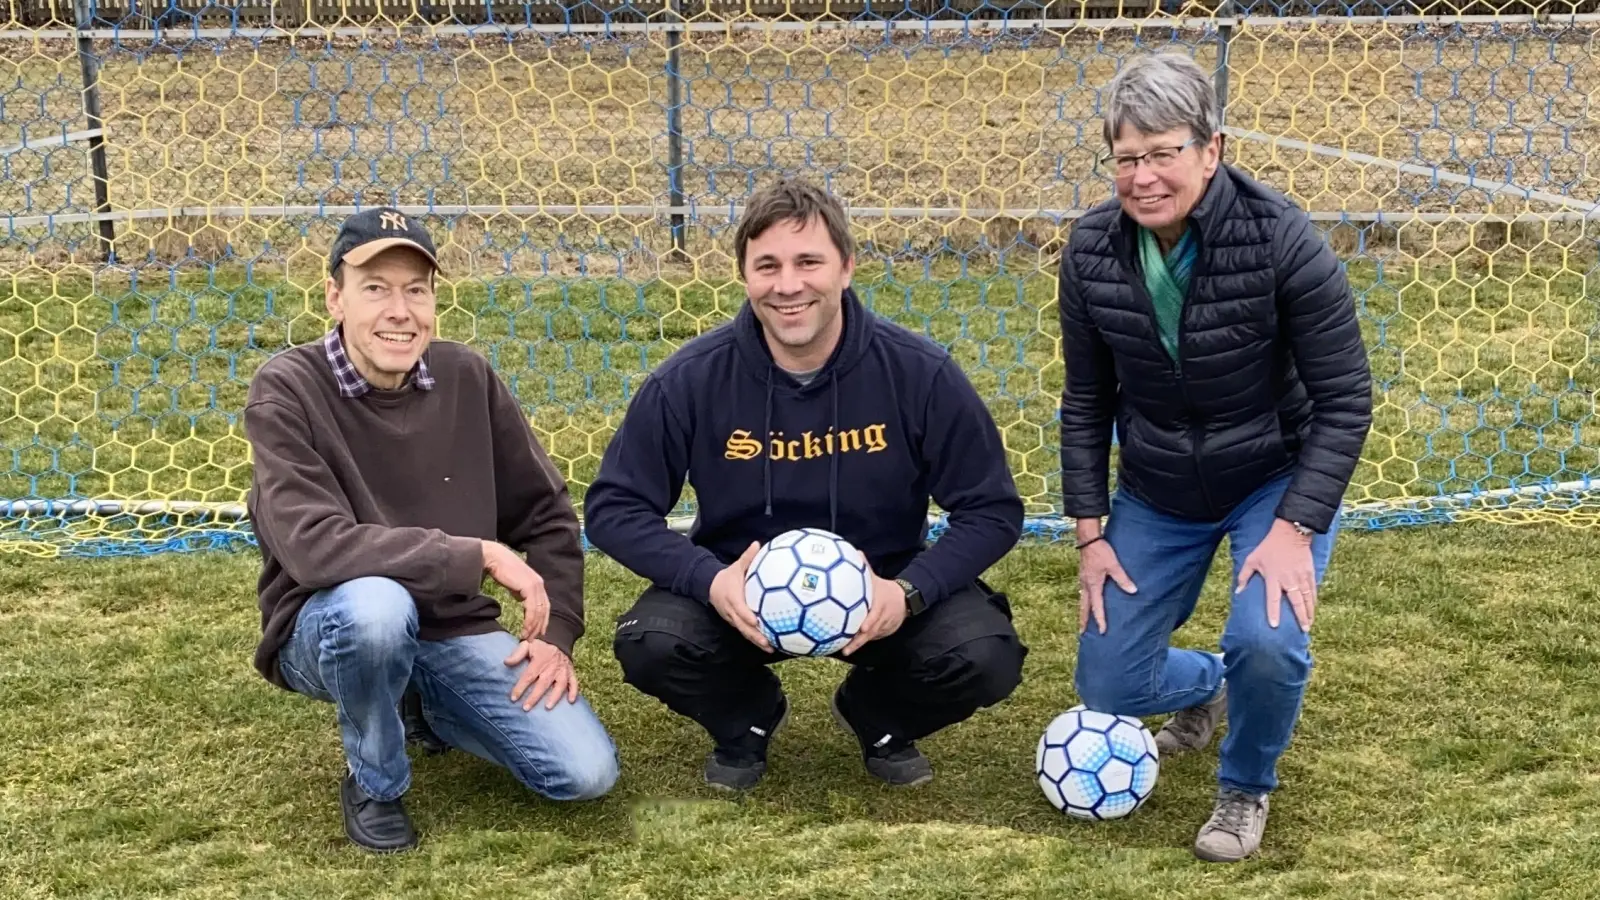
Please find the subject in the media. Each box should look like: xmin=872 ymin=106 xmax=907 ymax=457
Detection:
xmin=1101 ymin=52 xmax=1220 ymax=148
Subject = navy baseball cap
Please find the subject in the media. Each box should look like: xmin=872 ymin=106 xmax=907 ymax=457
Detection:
xmin=328 ymin=207 xmax=440 ymax=275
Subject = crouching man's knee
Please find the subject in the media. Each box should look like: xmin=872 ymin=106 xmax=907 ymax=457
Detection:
xmin=505 ymin=701 xmax=621 ymax=802
xmin=546 ymin=746 xmax=620 ymax=802
xmin=942 ymin=633 xmax=1027 ymax=710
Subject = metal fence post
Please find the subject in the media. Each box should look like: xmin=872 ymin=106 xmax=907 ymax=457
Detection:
xmin=73 ymin=0 xmax=115 ymax=262
xmin=1214 ymin=0 xmax=1235 ymax=153
xmin=665 ymin=0 xmax=687 ymax=261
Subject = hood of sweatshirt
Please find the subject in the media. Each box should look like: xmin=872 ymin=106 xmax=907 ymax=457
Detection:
xmin=730 ymin=284 xmax=876 ymax=536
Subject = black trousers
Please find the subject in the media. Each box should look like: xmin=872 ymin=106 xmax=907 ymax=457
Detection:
xmin=612 ymin=579 xmax=1027 ymax=747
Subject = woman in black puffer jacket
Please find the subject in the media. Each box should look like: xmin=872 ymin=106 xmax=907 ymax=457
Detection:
xmin=1056 ymin=51 xmax=1373 ymax=865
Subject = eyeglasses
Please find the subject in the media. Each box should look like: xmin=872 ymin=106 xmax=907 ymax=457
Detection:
xmin=1097 ymin=138 xmax=1198 ymax=176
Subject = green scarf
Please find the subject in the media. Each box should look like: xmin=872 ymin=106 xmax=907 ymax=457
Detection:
xmin=1137 ymin=225 xmax=1197 ymax=365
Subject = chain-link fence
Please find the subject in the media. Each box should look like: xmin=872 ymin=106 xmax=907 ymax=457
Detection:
xmin=2 ymin=0 xmax=1597 ymax=555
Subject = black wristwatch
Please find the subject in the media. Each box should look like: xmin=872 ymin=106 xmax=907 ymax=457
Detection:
xmin=896 ymin=578 xmax=927 ymax=615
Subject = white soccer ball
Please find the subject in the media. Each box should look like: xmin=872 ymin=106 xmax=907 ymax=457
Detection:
xmin=1036 ymin=705 xmax=1160 ymax=820
xmin=743 ymin=527 xmax=872 ymax=657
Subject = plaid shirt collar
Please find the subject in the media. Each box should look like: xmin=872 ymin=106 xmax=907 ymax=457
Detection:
xmin=323 ymin=326 xmax=435 ymax=398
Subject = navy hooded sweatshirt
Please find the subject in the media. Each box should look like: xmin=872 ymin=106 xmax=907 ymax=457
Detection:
xmin=583 ymin=286 xmax=1023 ymax=609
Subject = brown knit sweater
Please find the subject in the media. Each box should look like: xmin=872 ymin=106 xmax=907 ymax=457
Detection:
xmin=243 ymin=339 xmax=585 ymax=689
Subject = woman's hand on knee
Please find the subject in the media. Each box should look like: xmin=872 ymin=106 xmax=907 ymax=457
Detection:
xmin=1236 ymin=519 xmax=1317 ymax=632
xmin=1077 ymin=540 xmax=1136 ymax=635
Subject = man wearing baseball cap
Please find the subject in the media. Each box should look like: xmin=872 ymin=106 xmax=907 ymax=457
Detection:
xmin=242 ymin=207 xmax=618 ymax=853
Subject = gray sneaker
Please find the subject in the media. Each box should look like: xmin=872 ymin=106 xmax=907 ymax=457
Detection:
xmin=1193 ymin=788 xmax=1269 ymax=862
xmin=1155 ymin=679 xmax=1227 ymax=756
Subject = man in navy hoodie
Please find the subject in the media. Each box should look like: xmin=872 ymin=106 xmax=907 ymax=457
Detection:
xmin=584 ymin=176 xmax=1028 ymax=791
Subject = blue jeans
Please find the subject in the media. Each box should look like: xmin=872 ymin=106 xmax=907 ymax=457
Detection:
xmin=1073 ymin=472 xmax=1339 ymax=795
xmin=276 ymin=576 xmax=620 ymax=803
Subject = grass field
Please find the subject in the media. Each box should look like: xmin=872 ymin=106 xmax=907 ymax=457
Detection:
xmin=4 ymin=523 xmax=1600 ymax=897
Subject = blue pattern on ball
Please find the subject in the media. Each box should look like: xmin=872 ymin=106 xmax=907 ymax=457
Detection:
xmin=743 ymin=528 xmax=872 ymax=657
xmin=1035 ymin=705 xmax=1161 ymax=821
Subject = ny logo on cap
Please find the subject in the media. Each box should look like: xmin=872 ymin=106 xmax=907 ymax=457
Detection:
xmin=378 ymin=212 xmax=408 ymax=231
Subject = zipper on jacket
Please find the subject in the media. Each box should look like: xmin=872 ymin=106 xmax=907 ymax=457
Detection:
xmin=1172 ymin=288 xmax=1217 ymax=519
xmin=1179 ymin=231 xmax=1217 ymax=518
xmin=1120 ymin=225 xmax=1217 ymax=518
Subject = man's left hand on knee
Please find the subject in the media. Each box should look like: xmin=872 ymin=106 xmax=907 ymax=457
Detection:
xmin=505 ymin=639 xmax=581 ymax=711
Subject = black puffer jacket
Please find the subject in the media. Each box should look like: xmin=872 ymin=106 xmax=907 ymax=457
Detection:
xmin=1057 ymin=163 xmax=1373 ymax=533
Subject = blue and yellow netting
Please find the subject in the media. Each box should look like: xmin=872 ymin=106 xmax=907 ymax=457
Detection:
xmin=2 ymin=0 xmax=1597 ymax=556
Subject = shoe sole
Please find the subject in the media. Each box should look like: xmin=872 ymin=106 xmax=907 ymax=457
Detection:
xmin=1192 ymin=842 xmax=1256 ymax=863
xmin=1154 ymin=735 xmax=1214 ymax=756
xmin=869 ymin=765 xmax=933 ymax=789
xmin=704 ymin=703 xmax=790 ymax=793
xmin=830 ymin=693 xmax=933 ymax=788
xmin=349 ymin=836 xmax=420 ymax=854
xmin=705 ymin=772 xmax=762 ymax=794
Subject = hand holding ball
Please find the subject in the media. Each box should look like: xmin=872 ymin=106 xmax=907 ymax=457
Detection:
xmin=743 ymin=528 xmax=872 ymax=656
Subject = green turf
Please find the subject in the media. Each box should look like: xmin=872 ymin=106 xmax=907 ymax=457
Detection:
xmin=3 ymin=524 xmax=1599 ymax=897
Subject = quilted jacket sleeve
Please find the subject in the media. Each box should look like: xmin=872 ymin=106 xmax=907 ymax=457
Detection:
xmin=1056 ymin=237 xmax=1119 ymax=520
xmin=1271 ymin=205 xmax=1374 ymax=533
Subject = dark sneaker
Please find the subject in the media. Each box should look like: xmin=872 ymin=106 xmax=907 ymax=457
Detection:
xmin=704 ymin=695 xmax=789 ymax=792
xmin=1155 ymin=676 xmax=1228 ymax=756
xmin=340 ymin=773 xmax=418 ymax=854
xmin=401 ymin=687 xmax=449 ymax=756
xmin=830 ymin=688 xmax=933 ymax=787
xmin=1193 ymin=787 xmax=1270 ymax=862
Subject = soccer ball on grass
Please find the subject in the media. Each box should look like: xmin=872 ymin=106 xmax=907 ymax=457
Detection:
xmin=743 ymin=527 xmax=872 ymax=657
xmin=1036 ymin=705 xmax=1161 ymax=820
